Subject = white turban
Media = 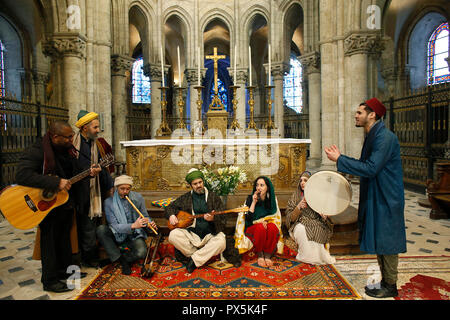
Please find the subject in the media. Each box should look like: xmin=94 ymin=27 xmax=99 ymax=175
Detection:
xmin=114 ymin=175 xmax=133 ymax=187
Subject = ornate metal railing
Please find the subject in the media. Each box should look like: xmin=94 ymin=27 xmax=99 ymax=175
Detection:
xmin=384 ymin=82 xmax=449 ymax=192
xmin=0 ymin=92 xmax=69 ymax=187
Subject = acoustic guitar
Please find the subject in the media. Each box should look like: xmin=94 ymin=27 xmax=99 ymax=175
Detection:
xmin=167 ymin=206 xmax=249 ymax=231
xmin=0 ymin=154 xmax=114 ymax=230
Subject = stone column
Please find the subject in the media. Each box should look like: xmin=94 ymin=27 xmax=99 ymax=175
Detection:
xmin=143 ymin=63 xmax=163 ymax=138
xmin=32 ymin=71 xmax=49 ymax=104
xmin=32 ymin=71 xmax=50 ymax=132
xmin=44 ymin=34 xmax=87 ymax=127
xmin=111 ymin=54 xmax=134 ymax=162
xmin=185 ymin=68 xmax=198 ymax=131
xmin=269 ymin=62 xmax=289 ymax=137
xmin=234 ymin=68 xmax=248 ymax=129
xmin=300 ymin=51 xmax=322 ymax=168
xmin=344 ymin=31 xmax=383 ymax=158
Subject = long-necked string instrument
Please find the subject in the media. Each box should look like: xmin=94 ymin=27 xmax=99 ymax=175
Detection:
xmin=125 ymin=195 xmax=158 ymax=235
xmin=168 ymin=206 xmax=249 ymax=231
xmin=141 ymin=232 xmax=163 ymax=278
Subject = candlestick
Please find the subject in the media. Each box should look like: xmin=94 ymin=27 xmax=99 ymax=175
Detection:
xmin=156 ymin=86 xmax=171 ymax=136
xmin=192 ymin=85 xmax=205 ymax=135
xmin=265 ymin=85 xmax=276 ymax=131
xmin=176 ymin=87 xmax=186 ymax=129
xmin=246 ymin=86 xmax=257 ymax=131
xmin=177 ymin=45 xmax=181 ymax=87
xmin=229 ymin=85 xmax=240 ymax=130
xmin=248 ymin=46 xmax=252 ymax=86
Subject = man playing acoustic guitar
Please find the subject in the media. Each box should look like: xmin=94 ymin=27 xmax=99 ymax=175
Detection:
xmin=15 ymin=120 xmax=101 ymax=293
xmin=165 ymin=168 xmax=240 ymax=273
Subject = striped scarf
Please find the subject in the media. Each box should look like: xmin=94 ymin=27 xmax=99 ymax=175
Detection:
xmin=72 ymin=132 xmax=103 ymax=219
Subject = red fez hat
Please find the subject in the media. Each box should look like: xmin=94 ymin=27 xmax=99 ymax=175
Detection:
xmin=365 ymin=98 xmax=386 ymax=117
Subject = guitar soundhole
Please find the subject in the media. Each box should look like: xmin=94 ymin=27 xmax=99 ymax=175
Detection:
xmin=38 ymin=197 xmax=57 ymax=211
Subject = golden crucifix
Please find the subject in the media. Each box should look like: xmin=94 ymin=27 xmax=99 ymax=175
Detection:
xmin=206 ymin=47 xmax=226 ymax=95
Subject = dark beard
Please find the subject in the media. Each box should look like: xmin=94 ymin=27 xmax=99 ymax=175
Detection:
xmin=194 ymin=188 xmax=205 ymax=195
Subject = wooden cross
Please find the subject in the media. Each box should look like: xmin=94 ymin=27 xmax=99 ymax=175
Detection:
xmin=205 ymin=47 xmax=226 ymax=95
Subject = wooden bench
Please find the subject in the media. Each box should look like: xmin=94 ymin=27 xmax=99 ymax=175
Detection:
xmin=426 ymin=162 xmax=450 ymax=220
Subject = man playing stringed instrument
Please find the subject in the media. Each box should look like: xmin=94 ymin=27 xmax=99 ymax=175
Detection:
xmin=165 ymin=168 xmax=228 ymax=273
xmin=15 ymin=121 xmax=101 ymax=293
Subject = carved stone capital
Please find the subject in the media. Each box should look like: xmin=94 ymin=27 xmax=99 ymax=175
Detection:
xmin=235 ymin=68 xmax=248 ymax=83
xmin=264 ymin=62 xmax=290 ymax=80
xmin=111 ymin=54 xmax=135 ymax=76
xmin=226 ymin=67 xmax=248 ymax=84
xmin=43 ymin=33 xmax=87 ymax=59
xmin=33 ymin=71 xmax=50 ymax=84
xmin=344 ymin=32 xmax=384 ymax=56
xmin=380 ymin=66 xmax=397 ymax=81
xmin=184 ymin=68 xmax=207 ymax=84
xmin=142 ymin=63 xmax=171 ymax=82
xmin=299 ymin=51 xmax=321 ymax=74
xmin=184 ymin=68 xmax=197 ymax=83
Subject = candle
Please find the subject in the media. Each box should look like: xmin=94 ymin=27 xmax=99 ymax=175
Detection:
xmin=234 ymin=44 xmax=237 ymax=84
xmin=248 ymin=45 xmax=252 ymax=86
xmin=268 ymin=43 xmax=271 ymax=85
xmin=160 ymin=46 xmax=165 ymax=87
xmin=197 ymin=46 xmax=201 ymax=86
xmin=177 ymin=45 xmax=181 ymax=87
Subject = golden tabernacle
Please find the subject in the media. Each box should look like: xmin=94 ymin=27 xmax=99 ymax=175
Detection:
xmin=121 ymin=137 xmax=311 ymax=192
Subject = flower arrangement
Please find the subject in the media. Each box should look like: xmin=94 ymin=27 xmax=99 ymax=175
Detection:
xmin=201 ymin=165 xmax=247 ymax=196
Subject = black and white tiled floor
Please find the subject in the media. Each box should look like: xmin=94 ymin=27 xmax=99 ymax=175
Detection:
xmin=0 ymin=189 xmax=449 ymax=300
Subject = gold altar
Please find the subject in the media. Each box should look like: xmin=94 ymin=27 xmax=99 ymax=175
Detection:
xmin=123 ymin=138 xmax=311 ymax=192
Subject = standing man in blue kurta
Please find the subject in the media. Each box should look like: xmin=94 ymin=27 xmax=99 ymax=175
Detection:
xmin=324 ymin=97 xmax=406 ymax=298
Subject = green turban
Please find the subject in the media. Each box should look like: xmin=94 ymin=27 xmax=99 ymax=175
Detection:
xmin=186 ymin=169 xmax=204 ymax=184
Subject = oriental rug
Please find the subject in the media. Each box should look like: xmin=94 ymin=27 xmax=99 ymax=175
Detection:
xmin=76 ymin=243 xmax=360 ymax=300
xmin=334 ymin=255 xmax=450 ymax=300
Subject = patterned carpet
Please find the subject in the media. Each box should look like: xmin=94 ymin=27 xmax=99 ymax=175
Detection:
xmin=76 ymin=244 xmax=361 ymax=300
xmin=334 ymin=255 xmax=450 ymax=300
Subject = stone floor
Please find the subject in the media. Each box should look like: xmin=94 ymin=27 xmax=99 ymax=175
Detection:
xmin=0 ymin=188 xmax=449 ymax=300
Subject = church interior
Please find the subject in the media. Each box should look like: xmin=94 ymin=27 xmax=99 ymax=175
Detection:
xmin=0 ymin=0 xmax=449 ymax=302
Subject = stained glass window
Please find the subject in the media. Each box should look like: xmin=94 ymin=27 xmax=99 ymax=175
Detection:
xmin=283 ymin=54 xmax=303 ymax=113
xmin=428 ymin=22 xmax=449 ymax=85
xmin=209 ymin=77 xmax=228 ymax=110
xmin=0 ymin=40 xmax=5 ymax=98
xmin=132 ymin=57 xmax=151 ymax=104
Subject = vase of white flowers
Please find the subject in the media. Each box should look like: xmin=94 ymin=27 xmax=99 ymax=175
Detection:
xmin=200 ymin=166 xmax=247 ymax=203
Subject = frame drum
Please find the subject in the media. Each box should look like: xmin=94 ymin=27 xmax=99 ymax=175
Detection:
xmin=303 ymin=171 xmax=352 ymax=216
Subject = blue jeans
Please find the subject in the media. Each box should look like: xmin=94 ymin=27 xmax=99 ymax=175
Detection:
xmin=96 ymin=225 xmax=147 ymax=263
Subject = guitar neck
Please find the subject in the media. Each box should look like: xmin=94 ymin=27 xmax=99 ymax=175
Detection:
xmin=193 ymin=208 xmax=242 ymax=219
xmin=69 ymin=168 xmax=95 ymax=184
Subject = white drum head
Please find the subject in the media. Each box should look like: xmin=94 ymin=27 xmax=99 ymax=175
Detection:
xmin=304 ymin=171 xmax=352 ymax=216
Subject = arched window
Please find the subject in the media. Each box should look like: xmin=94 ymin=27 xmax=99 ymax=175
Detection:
xmin=428 ymin=22 xmax=449 ymax=85
xmin=0 ymin=40 xmax=5 ymax=98
xmin=132 ymin=56 xmax=151 ymax=104
xmin=209 ymin=77 xmax=228 ymax=110
xmin=284 ymin=54 xmax=303 ymax=113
